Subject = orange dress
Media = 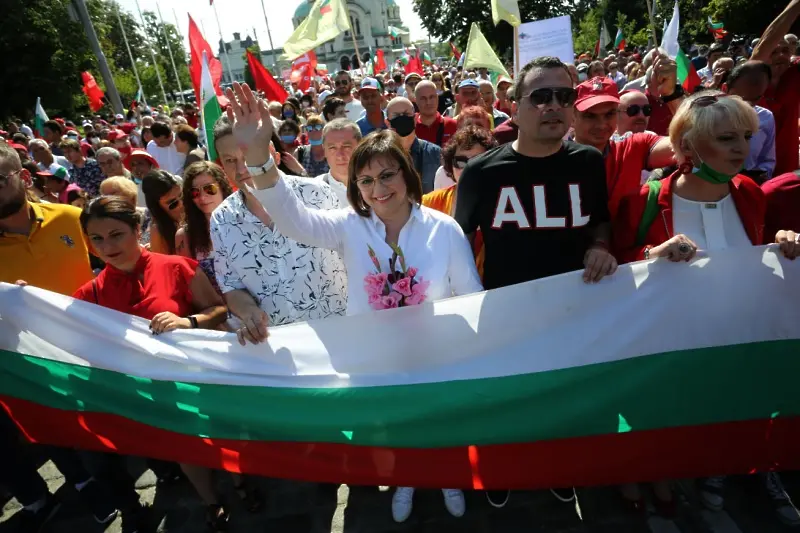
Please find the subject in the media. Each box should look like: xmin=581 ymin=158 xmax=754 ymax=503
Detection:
xmin=422 ymin=185 xmax=485 ymax=279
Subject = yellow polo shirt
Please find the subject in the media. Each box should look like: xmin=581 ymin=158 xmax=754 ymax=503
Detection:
xmin=0 ymin=202 xmax=93 ymax=296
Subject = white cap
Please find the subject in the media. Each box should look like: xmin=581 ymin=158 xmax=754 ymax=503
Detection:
xmin=318 ymin=90 xmax=333 ymax=106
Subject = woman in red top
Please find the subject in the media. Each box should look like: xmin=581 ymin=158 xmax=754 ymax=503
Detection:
xmin=73 ymin=197 xmax=248 ymax=529
xmin=614 ymin=91 xmax=800 ymax=265
xmin=612 ymin=91 xmax=800 ymax=516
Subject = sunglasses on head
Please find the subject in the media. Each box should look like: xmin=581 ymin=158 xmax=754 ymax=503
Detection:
xmin=335 ymin=79 xmax=351 ymax=86
xmin=525 ymin=87 xmax=577 ymax=108
xmin=690 ymin=94 xmax=727 ymax=108
xmin=166 ymin=197 xmax=182 ymax=211
xmin=307 ymin=124 xmax=324 ymax=132
xmin=623 ymin=104 xmax=652 ymax=117
xmin=191 ymin=183 xmax=220 ymax=199
xmin=453 ymin=155 xmax=475 ymax=170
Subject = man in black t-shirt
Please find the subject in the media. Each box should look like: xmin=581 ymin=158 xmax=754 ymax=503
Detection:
xmin=455 ymin=56 xmax=617 ymax=291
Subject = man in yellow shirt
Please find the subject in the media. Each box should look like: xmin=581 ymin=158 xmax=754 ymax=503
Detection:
xmin=0 ymin=144 xmax=92 ymax=294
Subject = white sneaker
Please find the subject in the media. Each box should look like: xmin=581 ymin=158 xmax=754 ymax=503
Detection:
xmin=392 ymin=487 xmax=414 ymax=523
xmin=442 ymin=489 xmax=465 ymax=517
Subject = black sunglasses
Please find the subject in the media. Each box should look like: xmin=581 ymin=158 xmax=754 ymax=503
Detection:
xmin=623 ymin=104 xmax=652 ymax=117
xmin=525 ymin=87 xmax=577 ymax=108
xmin=335 ymin=79 xmax=351 ymax=87
xmin=453 ymin=156 xmax=474 ymax=170
xmin=166 ymin=197 xmax=181 ymax=211
xmin=691 ymin=94 xmax=727 ymax=108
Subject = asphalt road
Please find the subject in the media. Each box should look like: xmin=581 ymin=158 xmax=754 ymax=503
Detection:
xmin=2 ymin=458 xmax=799 ymax=532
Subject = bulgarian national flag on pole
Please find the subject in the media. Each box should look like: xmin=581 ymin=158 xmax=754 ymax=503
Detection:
xmin=35 ymin=97 xmax=49 ymax=138
xmin=614 ymin=28 xmax=626 ymax=51
xmin=200 ymin=51 xmax=222 ymax=162
xmin=707 ymin=17 xmax=728 ymax=40
xmin=662 ymin=1 xmax=701 ymax=93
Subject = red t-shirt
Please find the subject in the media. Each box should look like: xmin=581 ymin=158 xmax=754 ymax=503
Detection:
xmin=494 ymin=100 xmax=512 ymax=116
xmin=761 ymin=66 xmax=800 ymax=176
xmin=605 ymin=132 xmax=660 ymax=218
xmin=73 ymin=249 xmax=199 ymax=320
xmin=493 ymin=120 xmax=518 ymax=145
xmin=415 ymin=113 xmax=457 ymax=147
xmin=644 ymin=91 xmax=674 ymax=136
xmin=762 ymin=171 xmax=800 ymax=239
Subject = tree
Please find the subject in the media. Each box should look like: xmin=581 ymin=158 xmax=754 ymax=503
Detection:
xmin=140 ymin=11 xmax=191 ymax=97
xmin=412 ymin=0 xmax=574 ymax=60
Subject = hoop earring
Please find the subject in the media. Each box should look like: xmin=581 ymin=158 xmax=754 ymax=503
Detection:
xmin=678 ymin=159 xmax=693 ymax=175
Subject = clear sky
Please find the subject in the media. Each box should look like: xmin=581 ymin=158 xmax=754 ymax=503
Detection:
xmin=116 ymin=0 xmax=427 ymax=53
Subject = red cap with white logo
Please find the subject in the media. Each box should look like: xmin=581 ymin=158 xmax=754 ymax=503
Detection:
xmin=575 ymin=77 xmax=620 ymax=112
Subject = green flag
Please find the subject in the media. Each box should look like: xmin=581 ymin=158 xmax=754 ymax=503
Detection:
xmin=282 ymin=0 xmax=350 ymax=60
xmin=200 ymin=52 xmax=222 ymax=162
xmin=463 ymin=23 xmax=510 ymax=78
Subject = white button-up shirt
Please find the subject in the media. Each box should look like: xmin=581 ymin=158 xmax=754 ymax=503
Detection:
xmin=209 ymin=176 xmax=347 ymax=326
xmin=251 ymin=175 xmax=483 ymax=316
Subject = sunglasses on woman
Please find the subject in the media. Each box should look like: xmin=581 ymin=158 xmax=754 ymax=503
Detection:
xmin=190 ymin=183 xmax=220 ymax=199
xmin=453 ymin=155 xmax=476 ymax=170
xmin=622 ymin=104 xmax=652 ymax=117
xmin=307 ymin=124 xmax=324 ymax=132
xmin=524 ymin=87 xmax=578 ymax=108
xmin=691 ymin=94 xmax=728 ymax=108
xmin=166 ymin=197 xmax=182 ymax=211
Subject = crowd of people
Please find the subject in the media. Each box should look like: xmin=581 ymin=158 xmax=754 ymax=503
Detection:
xmin=3 ymin=1 xmax=800 ymax=531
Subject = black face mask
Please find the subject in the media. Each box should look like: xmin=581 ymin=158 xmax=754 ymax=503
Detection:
xmin=389 ymin=115 xmax=415 ymax=137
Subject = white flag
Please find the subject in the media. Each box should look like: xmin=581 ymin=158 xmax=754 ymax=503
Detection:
xmin=661 ymin=0 xmax=680 ymax=58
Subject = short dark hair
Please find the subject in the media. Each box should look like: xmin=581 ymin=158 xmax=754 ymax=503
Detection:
xmin=322 ymin=97 xmax=346 ymax=121
xmin=80 ymin=196 xmax=141 ymax=234
xmin=150 ymin=121 xmax=172 ymax=139
xmin=441 ymin=126 xmax=498 ymax=178
xmin=175 ymin=125 xmax=199 ymax=149
xmin=335 ymin=70 xmax=350 ymax=80
xmin=278 ymin=120 xmax=300 ymax=136
xmin=347 ymin=130 xmax=423 ymax=217
xmin=709 ymin=43 xmax=726 ymax=55
xmin=727 ymin=60 xmax=772 ymax=89
xmin=44 ymin=120 xmax=63 ymax=135
xmin=212 ymin=115 xmax=233 ymax=155
xmin=513 ymin=56 xmax=572 ymax=103
xmin=12 ymin=133 xmax=28 ymax=145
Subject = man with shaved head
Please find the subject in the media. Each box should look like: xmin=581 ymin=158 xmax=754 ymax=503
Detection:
xmin=386 ymin=96 xmax=440 ymax=193
xmin=414 ymin=80 xmax=457 ymax=147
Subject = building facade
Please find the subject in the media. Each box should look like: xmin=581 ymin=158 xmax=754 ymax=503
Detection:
xmin=290 ymin=0 xmax=409 ymax=71
xmin=218 ymin=32 xmax=256 ymax=83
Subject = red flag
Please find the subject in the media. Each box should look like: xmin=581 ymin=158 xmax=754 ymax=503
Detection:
xmin=81 ymin=72 xmax=105 ymax=112
xmin=188 ymin=15 xmax=223 ymax=104
xmin=404 ymin=51 xmax=423 ymax=75
xmin=449 ymin=41 xmax=461 ymax=60
xmin=375 ymin=49 xmax=387 ymax=72
xmin=292 ymin=51 xmax=318 ymax=71
xmin=291 ymin=52 xmax=317 ymax=92
xmin=246 ymin=50 xmax=289 ymax=103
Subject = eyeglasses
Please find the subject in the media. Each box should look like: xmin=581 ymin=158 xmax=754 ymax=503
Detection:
xmin=335 ymin=79 xmax=351 ymax=87
xmin=307 ymin=124 xmax=324 ymax=132
xmin=622 ymin=104 xmax=652 ymax=117
xmin=524 ymin=87 xmax=577 ymax=108
xmin=355 ymin=168 xmax=400 ymax=189
xmin=166 ymin=197 xmax=182 ymax=211
xmin=191 ymin=183 xmax=220 ymax=199
xmin=691 ymin=94 xmax=727 ymax=108
xmin=0 ymin=169 xmax=22 ymax=184
xmin=453 ymin=155 xmax=476 ymax=170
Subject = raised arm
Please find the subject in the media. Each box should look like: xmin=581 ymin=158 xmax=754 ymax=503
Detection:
xmin=647 ymin=136 xmax=676 ymax=170
xmin=752 ymin=0 xmax=800 ymax=62
xmin=224 ymin=82 xmax=345 ymax=251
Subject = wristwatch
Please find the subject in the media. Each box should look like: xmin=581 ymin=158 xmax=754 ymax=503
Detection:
xmin=246 ymin=155 xmax=275 ymax=177
xmin=643 ymin=246 xmax=652 ymax=260
xmin=188 ymin=315 xmax=199 ymax=329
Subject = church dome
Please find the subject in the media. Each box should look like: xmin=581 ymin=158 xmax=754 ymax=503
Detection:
xmin=386 ymin=0 xmax=397 ymax=5
xmin=294 ymin=0 xmax=314 ymax=20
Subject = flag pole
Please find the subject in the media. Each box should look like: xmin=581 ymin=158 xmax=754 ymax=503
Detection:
xmin=157 ymin=4 xmax=186 ymax=104
xmin=513 ymin=25 xmax=520 ymax=75
xmin=134 ymin=0 xmax=169 ymax=105
xmin=113 ymin=1 xmax=147 ymax=108
xmin=211 ymin=1 xmax=235 ymax=83
xmin=346 ymin=12 xmax=363 ymax=72
xmin=645 ymin=0 xmax=658 ymax=47
xmin=259 ymin=0 xmax=278 ymax=71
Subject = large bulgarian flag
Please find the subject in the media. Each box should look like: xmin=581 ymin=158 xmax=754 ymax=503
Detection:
xmin=200 ymin=51 xmax=222 ymax=162
xmin=1 ymin=245 xmax=800 ymax=489
xmin=34 ymin=97 xmax=49 ymax=138
xmin=661 ymin=0 xmax=701 ymax=93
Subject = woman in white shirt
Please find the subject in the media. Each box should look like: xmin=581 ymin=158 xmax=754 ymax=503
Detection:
xmin=612 ymin=90 xmax=800 ymax=516
xmin=224 ymin=82 xmax=482 ymax=523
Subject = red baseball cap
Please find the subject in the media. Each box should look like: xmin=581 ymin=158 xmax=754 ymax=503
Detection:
xmin=123 ymin=150 xmax=159 ymax=170
xmin=575 ymin=77 xmax=620 ymax=112
xmin=107 ymin=129 xmax=128 ymax=143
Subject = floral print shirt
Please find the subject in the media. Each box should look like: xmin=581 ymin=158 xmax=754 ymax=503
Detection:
xmin=209 ymin=175 xmax=347 ymax=326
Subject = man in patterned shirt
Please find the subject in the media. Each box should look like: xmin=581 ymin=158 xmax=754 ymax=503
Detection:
xmin=209 ymin=115 xmax=347 ymax=345
xmin=60 ymin=139 xmax=104 ymax=198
